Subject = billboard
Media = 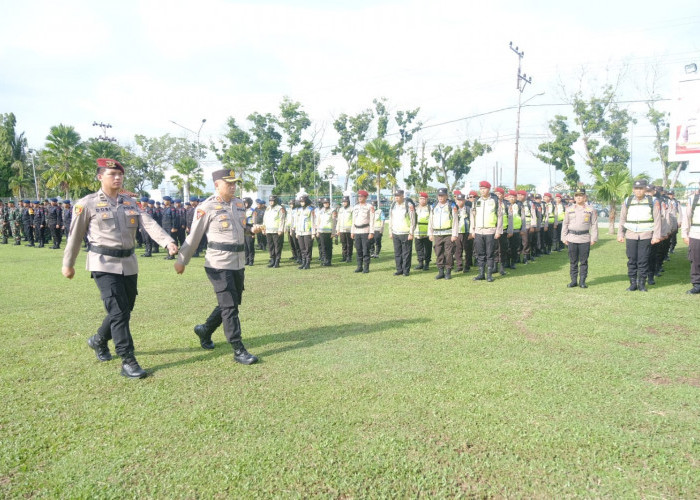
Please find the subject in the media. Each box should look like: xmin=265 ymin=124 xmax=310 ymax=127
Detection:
xmin=669 ymin=68 xmax=700 ymax=163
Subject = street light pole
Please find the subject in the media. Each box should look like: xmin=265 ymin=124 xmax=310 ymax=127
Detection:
xmin=169 ymin=118 xmax=206 ymax=203
xmin=28 ymin=149 xmax=39 ymax=200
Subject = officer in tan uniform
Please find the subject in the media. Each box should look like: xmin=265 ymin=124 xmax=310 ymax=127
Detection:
xmin=389 ymin=189 xmax=416 ymax=276
xmin=62 ymin=158 xmax=177 ymax=379
xmin=350 ymin=190 xmax=374 ymax=273
xmin=561 ymin=188 xmax=598 ymax=288
xmin=262 ymin=195 xmax=286 ymax=268
xmin=617 ymin=179 xmax=662 ymax=292
xmin=470 ymin=181 xmax=504 ymax=282
xmin=174 ymin=169 xmax=258 ymax=365
xmin=681 ymin=190 xmax=700 ymax=294
xmin=429 ymin=187 xmax=459 ymax=280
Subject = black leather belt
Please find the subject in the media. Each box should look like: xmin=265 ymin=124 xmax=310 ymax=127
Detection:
xmin=88 ymin=245 xmax=134 ymax=258
xmin=354 ymin=223 xmax=369 ymax=228
xmin=208 ymin=242 xmax=244 ymax=252
xmin=569 ymin=230 xmax=589 ymax=235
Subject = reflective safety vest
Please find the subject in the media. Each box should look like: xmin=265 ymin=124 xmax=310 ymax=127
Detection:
xmin=415 ymin=205 xmax=430 ymax=236
xmin=501 ymin=200 xmax=509 ymax=229
xmin=457 ymin=205 xmax=469 ymax=233
xmin=546 ymin=201 xmax=555 ymax=224
xmin=523 ymin=202 xmax=532 ymax=225
xmin=317 ymin=208 xmax=334 ymax=232
xmin=556 ymin=202 xmax=565 ymax=222
xmin=512 ymin=201 xmax=523 ymax=230
xmin=390 ymin=201 xmax=411 ymax=234
xmin=624 ymin=196 xmax=654 ymax=233
xmin=337 ymin=206 xmax=352 ymax=232
xmin=432 ymin=203 xmax=453 ymax=232
xmin=245 ymin=207 xmax=254 ymax=225
xmin=373 ymin=209 xmax=384 ymax=232
xmin=263 ymin=205 xmax=284 ymax=232
xmin=474 ymin=195 xmax=498 ymax=228
xmin=295 ymin=206 xmax=314 ymax=234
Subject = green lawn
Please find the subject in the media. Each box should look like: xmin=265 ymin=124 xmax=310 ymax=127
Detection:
xmin=1 ymin=234 xmax=698 ymax=497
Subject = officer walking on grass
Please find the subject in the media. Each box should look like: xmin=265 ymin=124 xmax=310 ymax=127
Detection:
xmin=62 ymin=158 xmax=178 ymax=379
xmin=175 ymin=169 xmax=259 ymax=365
xmin=561 ymin=188 xmax=598 ymax=288
xmin=681 ymin=189 xmax=700 ymax=294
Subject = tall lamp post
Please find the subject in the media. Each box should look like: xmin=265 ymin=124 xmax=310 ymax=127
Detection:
xmin=169 ymin=118 xmax=207 ymax=203
xmin=27 ymin=148 xmax=39 ymax=200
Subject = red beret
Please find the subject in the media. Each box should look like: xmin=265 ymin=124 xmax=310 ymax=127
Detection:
xmin=453 ymin=190 xmax=461 ymax=195
xmin=419 ymin=192 xmax=428 ymax=198
xmin=469 ymin=190 xmax=478 ymax=197
xmin=508 ymin=190 xmax=517 ymax=196
xmin=479 ymin=180 xmax=491 ymax=188
xmin=357 ymin=190 xmax=369 ymax=197
xmin=544 ymin=192 xmax=552 ymax=198
xmin=494 ymin=187 xmax=505 ymax=194
xmin=555 ymin=193 xmax=562 ymax=198
xmin=517 ymin=190 xmax=527 ymax=195
xmin=96 ymin=158 xmax=124 ymax=173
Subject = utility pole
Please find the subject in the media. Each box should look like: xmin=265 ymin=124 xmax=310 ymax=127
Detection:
xmin=510 ymin=41 xmax=531 ymax=189
xmin=92 ymin=122 xmax=117 ymax=143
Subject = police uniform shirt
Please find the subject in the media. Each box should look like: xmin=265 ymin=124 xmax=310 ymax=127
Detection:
xmin=618 ymin=196 xmax=662 ymax=241
xmin=561 ymin=204 xmax=598 ymax=244
xmin=351 ymin=203 xmax=374 ymax=235
xmin=389 ymin=200 xmax=416 ymax=235
xmin=469 ymin=195 xmax=503 ymax=236
xmin=177 ymin=194 xmax=247 ymax=270
xmin=337 ymin=206 xmax=353 ymax=233
xmin=428 ymin=202 xmax=458 ymax=237
xmin=63 ymin=190 xmax=174 ymax=275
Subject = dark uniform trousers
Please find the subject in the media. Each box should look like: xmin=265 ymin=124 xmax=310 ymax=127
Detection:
xmin=318 ymin=233 xmax=332 ymax=264
xmin=508 ymin=232 xmax=522 ymax=266
xmin=521 ymin=230 xmax=532 ymax=261
xmin=474 ymin=233 xmax=496 ymax=270
xmin=370 ymin=231 xmax=382 ymax=256
xmin=626 ymin=238 xmax=651 ymax=280
xmin=288 ymin=231 xmax=300 ymax=261
xmin=297 ymin=234 xmax=313 ymax=263
xmin=354 ymin=233 xmax=371 ymax=269
xmin=203 ymin=267 xmax=244 ymax=344
xmin=339 ymin=232 xmax=353 ymax=261
xmin=554 ymin=224 xmax=562 ymax=250
xmin=453 ymin=233 xmax=470 ymax=270
xmin=648 ymin=241 xmax=661 ymax=278
xmin=140 ymin=227 xmax=153 ymax=255
xmin=392 ymin=234 xmax=412 ymax=274
xmin=495 ymin=233 xmax=509 ymax=265
xmin=93 ymin=272 xmax=138 ymax=357
xmin=568 ymin=242 xmax=590 ymax=281
xmin=414 ymin=237 xmax=432 ymax=265
xmin=433 ymin=235 xmax=454 ymax=270
xmin=266 ymin=233 xmax=283 ymax=263
xmin=244 ymin=234 xmax=256 ymax=264
xmin=689 ymin=237 xmax=700 ymax=285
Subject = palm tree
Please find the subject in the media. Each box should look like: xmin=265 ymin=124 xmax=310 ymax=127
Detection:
xmin=171 ymin=156 xmax=202 ymax=201
xmin=356 ymin=138 xmax=400 ymax=201
xmin=43 ymin=124 xmax=87 ymax=198
xmin=593 ymin=169 xmax=632 ymax=234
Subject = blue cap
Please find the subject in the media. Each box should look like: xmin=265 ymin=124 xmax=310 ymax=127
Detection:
xmin=140 ymin=196 xmax=149 ymax=202
xmin=63 ymin=200 xmax=71 ymax=204
xmin=163 ymin=196 xmax=172 ymax=202
xmin=255 ymin=198 xmax=263 ymax=204
xmin=23 ymin=199 xmax=30 ymax=203
xmin=174 ymin=198 xmax=182 ymax=203
xmin=148 ymin=199 xmax=155 ymax=204
xmin=33 ymin=200 xmax=40 ymax=204
xmin=190 ymin=197 xmax=198 ymax=202
xmin=50 ymin=198 xmax=58 ymax=202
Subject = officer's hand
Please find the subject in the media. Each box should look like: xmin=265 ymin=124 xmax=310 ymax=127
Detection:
xmin=368 ymin=233 xmax=374 ymax=239
xmin=450 ymin=236 xmax=457 ymax=242
xmin=508 ymin=233 xmax=512 ymax=238
xmin=171 ymin=228 xmax=177 ymax=233
xmin=494 ymin=233 xmax=500 ymax=239
xmin=389 ymin=233 xmax=393 ymax=239
xmin=651 ymin=238 xmax=660 ymax=245
xmin=617 ymin=236 xmax=624 ymax=243
xmin=278 ymin=231 xmax=283 ymax=236
xmin=429 ymin=236 xmax=433 ymax=242
xmin=350 ymin=234 xmax=354 ymax=239
xmin=590 ymin=241 xmax=596 ymax=246
xmin=62 ymin=266 xmax=75 ymax=279
xmin=174 ymin=262 xmax=185 ymax=274
xmin=468 ymin=234 xmax=474 ymax=240
xmin=408 ymin=234 xmax=413 ymax=241
xmin=564 ymin=240 xmax=569 ymax=246
xmin=167 ymin=242 xmax=178 ymax=255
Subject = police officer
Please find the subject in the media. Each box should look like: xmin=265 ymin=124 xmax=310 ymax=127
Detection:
xmin=336 ymin=196 xmax=353 ymax=263
xmin=45 ymin=198 xmax=62 ymax=249
xmin=7 ymin=200 xmax=22 ymax=245
xmin=315 ymin=197 xmax=335 ymax=266
xmin=176 ymin=169 xmax=258 ymax=365
xmin=493 ymin=187 xmax=512 ymax=275
xmin=243 ymin=197 xmax=256 ymax=265
xmin=470 ymin=181 xmax=504 ymax=282
xmin=286 ymin=199 xmax=301 ymax=264
xmin=294 ymin=195 xmax=315 ymax=269
xmin=62 ymin=158 xmax=178 ymax=378
xmin=429 ymin=187 xmax=458 ymax=280
xmin=389 ymin=189 xmax=416 ymax=276
xmin=0 ymin=200 xmax=8 ymax=244
xmin=370 ymin=200 xmax=385 ymax=258
xmin=61 ymin=200 xmax=72 ymax=240
xmin=413 ymin=192 xmax=432 ymax=271
xmin=453 ymin=193 xmax=471 ymax=273
xmin=617 ymin=179 xmax=661 ymax=292
xmin=517 ymin=190 xmax=535 ymax=263
xmin=22 ymin=200 xmax=34 ymax=246
xmin=542 ymin=193 xmax=557 ymax=254
xmin=139 ymin=197 xmax=154 ymax=257
xmin=263 ymin=194 xmax=286 ymax=268
xmin=173 ymin=199 xmax=186 ymax=247
xmin=506 ymin=190 xmax=524 ymax=270
xmin=33 ymin=200 xmax=46 ymax=248
xmin=161 ymin=196 xmax=177 ymax=260
xmin=553 ymin=193 xmax=565 ymax=251
xmin=562 ymin=188 xmax=598 ymax=288
xmin=351 ymin=190 xmax=375 ymax=273
xmin=255 ymin=199 xmax=266 ymax=250
xmin=681 ymin=189 xmax=700 ymax=294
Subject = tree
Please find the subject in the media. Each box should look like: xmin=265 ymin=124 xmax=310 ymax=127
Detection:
xmin=133 ymin=134 xmax=177 ymax=192
xmin=213 ymin=117 xmax=257 ymax=194
xmin=42 ymin=124 xmax=89 ymax=199
xmin=536 ymin=115 xmax=580 ymax=189
xmin=0 ymin=113 xmax=26 ymax=197
xmin=593 ymin=169 xmax=632 ymax=233
xmin=332 ymin=109 xmax=373 ymax=192
xmin=373 ymin=98 xmax=390 ymax=139
xmin=277 ymin=96 xmax=311 ymax=154
xmin=170 ymin=157 xmax=203 ymax=201
xmin=394 ymin=108 xmax=422 ymax=158
xmin=646 ymin=104 xmax=688 ymax=189
xmin=248 ymin=112 xmax=282 ymax=186
xmin=404 ymin=141 xmax=435 ymax=191
xmin=356 ymin=138 xmax=399 ymax=200
xmin=274 ymin=140 xmax=319 ymax=195
xmin=433 ymin=140 xmax=491 ymax=193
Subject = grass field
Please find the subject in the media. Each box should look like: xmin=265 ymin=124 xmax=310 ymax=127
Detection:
xmin=1 ymin=233 xmax=698 ymax=498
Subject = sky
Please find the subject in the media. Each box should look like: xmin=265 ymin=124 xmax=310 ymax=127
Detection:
xmin=2 ymin=0 xmax=699 ymax=193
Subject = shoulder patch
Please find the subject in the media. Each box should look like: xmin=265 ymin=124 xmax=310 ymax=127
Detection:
xmin=74 ymin=205 xmax=84 ymax=215
xmin=196 ymin=209 xmax=206 ymax=220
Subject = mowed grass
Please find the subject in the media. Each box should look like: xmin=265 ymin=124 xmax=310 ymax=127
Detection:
xmin=0 ymin=233 xmax=698 ymax=498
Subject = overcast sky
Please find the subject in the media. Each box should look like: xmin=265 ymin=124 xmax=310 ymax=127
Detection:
xmin=2 ymin=0 xmax=699 ymax=191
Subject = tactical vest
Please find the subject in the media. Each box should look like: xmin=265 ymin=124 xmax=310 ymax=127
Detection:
xmin=263 ymin=205 xmax=284 ymax=232
xmin=512 ymin=201 xmax=523 ymax=230
xmin=390 ymin=201 xmax=411 ymax=234
xmin=432 ymin=203 xmax=453 ymax=232
xmin=546 ymin=201 xmax=555 ymax=223
xmin=624 ymin=196 xmax=654 ymax=233
xmin=317 ymin=208 xmax=334 ymax=232
xmin=296 ymin=206 xmax=314 ymax=234
xmin=245 ymin=207 xmax=254 ymax=225
xmin=501 ymin=200 xmax=510 ymax=229
xmin=474 ymin=195 xmax=498 ymax=228
xmin=373 ymin=210 xmax=383 ymax=232
xmin=337 ymin=206 xmax=352 ymax=231
xmin=523 ymin=202 xmax=532 ymax=225
xmin=457 ymin=205 xmax=469 ymax=234
xmin=415 ymin=205 xmax=430 ymax=236
xmin=556 ymin=202 xmax=565 ymax=222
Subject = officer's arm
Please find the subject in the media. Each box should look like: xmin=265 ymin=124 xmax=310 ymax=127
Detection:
xmin=590 ymin=209 xmax=598 ymax=244
xmin=561 ymin=210 xmax=569 ymax=241
xmin=651 ymin=201 xmax=662 ymax=243
xmin=140 ymin=209 xmax=175 ymax=249
xmin=62 ymin=202 xmax=90 ymax=275
xmin=177 ymin=208 xmax=209 ymax=267
xmin=279 ymin=207 xmax=286 ymax=234
xmin=617 ymin=203 xmax=627 ymax=241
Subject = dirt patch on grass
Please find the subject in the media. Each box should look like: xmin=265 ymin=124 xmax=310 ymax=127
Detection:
xmin=678 ymin=376 xmax=700 ymax=387
xmin=516 ymin=310 xmax=538 ymax=342
xmin=645 ymin=325 xmax=695 ymax=338
xmin=618 ymin=341 xmax=645 ymax=349
xmin=646 ymin=374 xmax=672 ymax=385
xmin=645 ymin=374 xmax=700 ymax=387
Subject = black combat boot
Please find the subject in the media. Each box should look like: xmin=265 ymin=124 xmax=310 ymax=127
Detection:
xmin=362 ymin=263 xmax=369 ymax=273
xmin=354 ymin=265 xmax=362 ymax=273
xmin=637 ymin=276 xmax=648 ymax=292
xmin=267 ymin=259 xmax=274 ymax=268
xmin=303 ymin=258 xmax=311 ymax=270
xmin=626 ymin=279 xmax=638 ymax=292
xmin=423 ymin=261 xmax=430 ymax=271
xmin=647 ymin=274 xmax=656 ymax=285
xmin=87 ymin=334 xmax=112 ymax=362
xmin=120 ymin=354 xmax=147 ymax=379
xmin=274 ymin=259 xmax=280 ymax=268
xmin=232 ymin=341 xmax=258 ymax=365
xmin=473 ymin=265 xmax=485 ymax=281
xmin=567 ymin=276 xmax=578 ymax=288
xmin=444 ymin=268 xmax=452 ymax=280
xmin=194 ymin=324 xmax=215 ymax=350
xmin=414 ymin=260 xmax=424 ymax=270
xmin=686 ymin=284 xmax=700 ymax=295
xmin=499 ymin=263 xmax=507 ymax=276
xmin=579 ymin=277 xmax=587 ymax=289
xmin=486 ymin=266 xmax=494 ymax=282
xmin=298 ymin=260 xmax=305 ymax=270
xmin=435 ymin=268 xmax=445 ymax=280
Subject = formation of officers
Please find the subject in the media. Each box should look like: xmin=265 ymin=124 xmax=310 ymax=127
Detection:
xmin=2 ymin=176 xmax=698 ymax=295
